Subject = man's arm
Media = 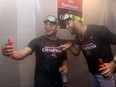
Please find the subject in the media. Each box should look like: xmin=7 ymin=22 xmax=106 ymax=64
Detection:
xmin=112 ymin=54 xmax=116 ymax=64
xmin=12 ymin=47 xmax=33 ymax=60
xmin=2 ymin=43 xmax=33 ymax=60
xmin=59 ymin=42 xmax=80 ymax=56
xmin=70 ymin=43 xmax=80 ymax=56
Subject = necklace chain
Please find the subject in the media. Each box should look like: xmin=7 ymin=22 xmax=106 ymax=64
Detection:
xmin=79 ymin=26 xmax=87 ymax=41
xmin=79 ymin=33 xmax=85 ymax=41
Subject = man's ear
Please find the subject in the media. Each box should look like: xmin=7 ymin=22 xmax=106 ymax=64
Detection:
xmin=73 ymin=19 xmax=78 ymax=24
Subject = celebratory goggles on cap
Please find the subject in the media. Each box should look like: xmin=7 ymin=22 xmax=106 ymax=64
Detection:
xmin=63 ymin=14 xmax=84 ymax=22
xmin=44 ymin=15 xmax=58 ymax=23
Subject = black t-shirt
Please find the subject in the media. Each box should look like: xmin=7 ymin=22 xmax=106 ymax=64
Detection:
xmin=28 ymin=35 xmax=67 ymax=75
xmin=75 ymin=25 xmax=116 ymax=74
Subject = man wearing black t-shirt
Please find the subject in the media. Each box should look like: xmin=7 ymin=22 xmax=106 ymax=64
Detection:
xmin=2 ymin=15 xmax=68 ymax=87
xmin=60 ymin=13 xmax=116 ymax=87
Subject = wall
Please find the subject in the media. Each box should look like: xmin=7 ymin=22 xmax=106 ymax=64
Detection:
xmin=0 ymin=0 xmax=114 ymax=87
xmin=106 ymin=0 xmax=116 ymax=33
xmin=16 ymin=0 xmax=36 ymax=87
xmin=83 ymin=0 xmax=107 ymax=25
xmin=0 ymin=0 xmax=20 ymax=87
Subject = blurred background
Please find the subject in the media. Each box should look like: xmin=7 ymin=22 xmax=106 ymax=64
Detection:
xmin=0 ymin=0 xmax=116 ymax=87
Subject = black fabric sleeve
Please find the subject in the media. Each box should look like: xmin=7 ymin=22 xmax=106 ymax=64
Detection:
xmin=62 ymin=51 xmax=67 ymax=60
xmin=27 ymin=38 xmax=37 ymax=51
xmin=98 ymin=26 xmax=116 ymax=44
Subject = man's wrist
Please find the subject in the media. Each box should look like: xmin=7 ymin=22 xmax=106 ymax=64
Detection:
xmin=112 ymin=59 xmax=116 ymax=64
xmin=66 ymin=42 xmax=73 ymax=48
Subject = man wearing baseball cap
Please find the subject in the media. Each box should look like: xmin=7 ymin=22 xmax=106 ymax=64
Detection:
xmin=60 ymin=13 xmax=116 ymax=87
xmin=2 ymin=15 xmax=68 ymax=87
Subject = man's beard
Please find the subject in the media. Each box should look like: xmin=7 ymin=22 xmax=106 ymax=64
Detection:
xmin=70 ymin=27 xmax=77 ymax=35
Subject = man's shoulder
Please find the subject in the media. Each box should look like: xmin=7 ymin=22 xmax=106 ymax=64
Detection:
xmin=87 ymin=24 xmax=107 ymax=32
xmin=30 ymin=35 xmax=45 ymax=42
xmin=87 ymin=24 xmax=105 ymax=29
xmin=38 ymin=35 xmax=45 ymax=40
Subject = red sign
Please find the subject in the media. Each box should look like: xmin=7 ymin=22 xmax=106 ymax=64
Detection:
xmin=57 ymin=0 xmax=83 ymax=28
xmin=58 ymin=0 xmax=82 ymax=11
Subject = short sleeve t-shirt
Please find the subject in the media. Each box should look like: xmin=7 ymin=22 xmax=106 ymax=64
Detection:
xmin=28 ymin=35 xmax=67 ymax=74
xmin=75 ymin=25 xmax=116 ymax=74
